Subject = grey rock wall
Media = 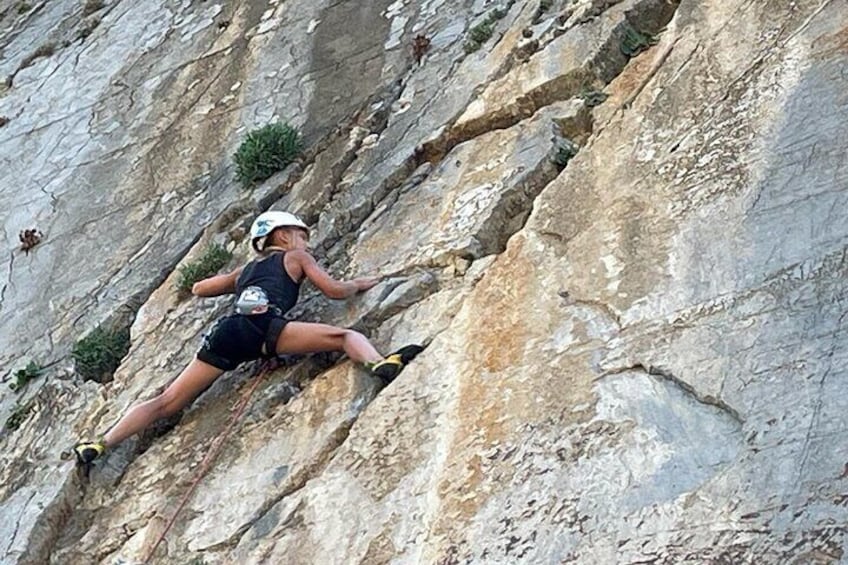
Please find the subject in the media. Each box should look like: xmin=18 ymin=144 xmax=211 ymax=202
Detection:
xmin=1 ymin=0 xmax=846 ymax=563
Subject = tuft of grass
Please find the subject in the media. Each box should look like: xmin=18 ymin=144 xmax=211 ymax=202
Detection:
xmin=16 ymin=2 xmax=31 ymax=14
xmin=463 ymin=5 xmax=511 ymax=54
xmin=489 ymin=6 xmax=508 ymax=20
xmin=82 ymin=0 xmax=105 ymax=17
xmin=463 ymin=39 xmax=482 ymax=54
xmin=619 ymin=24 xmax=658 ymax=57
xmin=5 ymin=402 xmax=33 ymax=431
xmin=469 ymin=20 xmax=495 ymax=44
xmin=579 ymin=86 xmax=608 ymax=108
xmin=72 ymin=326 xmax=130 ymax=383
xmin=0 ymin=116 xmax=9 ymax=128
xmin=176 ymin=243 xmax=233 ymax=293
xmin=552 ymin=139 xmax=579 ymax=170
xmin=10 ymin=361 xmax=43 ymax=392
xmin=233 ymin=122 xmax=302 ymax=187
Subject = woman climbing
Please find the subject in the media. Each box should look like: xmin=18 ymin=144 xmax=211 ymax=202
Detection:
xmin=73 ymin=211 xmax=422 ymax=464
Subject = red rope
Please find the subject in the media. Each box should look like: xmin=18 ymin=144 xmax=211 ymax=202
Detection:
xmin=143 ymin=366 xmax=270 ymax=563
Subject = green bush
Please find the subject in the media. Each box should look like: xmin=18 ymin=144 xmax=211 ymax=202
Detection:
xmin=552 ymin=139 xmax=579 ymax=170
xmin=9 ymin=361 xmax=43 ymax=392
xmin=579 ymin=86 xmax=608 ymax=108
xmin=489 ymin=6 xmax=508 ymax=20
xmin=72 ymin=326 xmax=130 ymax=383
xmin=463 ymin=39 xmax=482 ymax=54
xmin=469 ymin=20 xmax=495 ymax=44
xmin=464 ymin=6 xmax=509 ymax=54
xmin=620 ymin=24 xmax=658 ymax=57
xmin=176 ymin=243 xmax=232 ymax=293
xmin=5 ymin=402 xmax=32 ymax=431
xmin=233 ymin=123 xmax=302 ymax=187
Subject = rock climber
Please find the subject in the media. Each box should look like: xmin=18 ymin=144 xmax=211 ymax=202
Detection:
xmin=72 ymin=211 xmax=422 ymax=464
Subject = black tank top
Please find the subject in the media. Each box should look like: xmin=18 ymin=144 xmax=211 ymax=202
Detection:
xmin=235 ymin=252 xmax=301 ymax=314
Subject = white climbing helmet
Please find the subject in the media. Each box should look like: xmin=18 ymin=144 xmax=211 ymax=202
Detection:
xmin=249 ymin=211 xmax=308 ymax=252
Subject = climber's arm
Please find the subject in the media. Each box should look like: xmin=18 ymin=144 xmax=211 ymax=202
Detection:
xmin=191 ymin=266 xmax=244 ymax=297
xmin=288 ymin=250 xmax=380 ymax=299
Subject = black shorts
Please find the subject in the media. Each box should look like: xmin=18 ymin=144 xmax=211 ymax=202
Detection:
xmin=197 ymin=313 xmax=287 ymax=371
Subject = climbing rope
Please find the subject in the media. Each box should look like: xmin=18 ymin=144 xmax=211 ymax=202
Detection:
xmin=143 ymin=364 xmax=271 ymax=563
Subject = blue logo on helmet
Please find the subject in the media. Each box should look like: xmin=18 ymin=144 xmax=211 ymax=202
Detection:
xmin=255 ymin=219 xmax=272 ymax=236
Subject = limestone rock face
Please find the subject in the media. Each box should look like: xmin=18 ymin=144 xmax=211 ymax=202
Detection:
xmin=2 ymin=0 xmax=847 ymax=563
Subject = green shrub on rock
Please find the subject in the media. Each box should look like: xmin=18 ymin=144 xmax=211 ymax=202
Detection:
xmin=176 ymin=243 xmax=233 ymax=293
xmin=579 ymin=86 xmax=608 ymax=107
xmin=469 ymin=19 xmax=496 ymax=44
xmin=463 ymin=5 xmax=510 ymax=54
xmin=72 ymin=326 xmax=130 ymax=383
xmin=5 ymin=401 xmax=33 ymax=431
xmin=463 ymin=38 xmax=482 ymax=54
xmin=233 ymin=122 xmax=303 ymax=187
xmin=620 ymin=24 xmax=658 ymax=57
xmin=553 ymin=139 xmax=579 ymax=170
xmin=9 ymin=361 xmax=43 ymax=392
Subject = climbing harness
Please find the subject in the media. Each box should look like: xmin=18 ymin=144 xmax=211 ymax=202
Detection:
xmin=233 ymin=286 xmax=286 ymax=358
xmin=142 ymin=363 xmax=271 ymax=563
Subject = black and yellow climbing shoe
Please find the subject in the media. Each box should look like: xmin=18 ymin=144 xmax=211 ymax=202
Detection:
xmin=72 ymin=440 xmax=106 ymax=465
xmin=369 ymin=344 xmax=424 ymax=383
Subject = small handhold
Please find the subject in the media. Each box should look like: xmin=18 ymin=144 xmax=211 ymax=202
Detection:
xmin=390 ymin=99 xmax=411 ymax=115
xmin=454 ymin=257 xmax=471 ymax=276
xmin=361 ymin=133 xmax=379 ymax=148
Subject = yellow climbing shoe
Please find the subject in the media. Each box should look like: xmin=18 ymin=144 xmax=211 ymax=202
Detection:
xmin=370 ymin=345 xmax=424 ymax=382
xmin=72 ymin=440 xmax=106 ymax=465
xmin=370 ymin=354 xmax=404 ymax=381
